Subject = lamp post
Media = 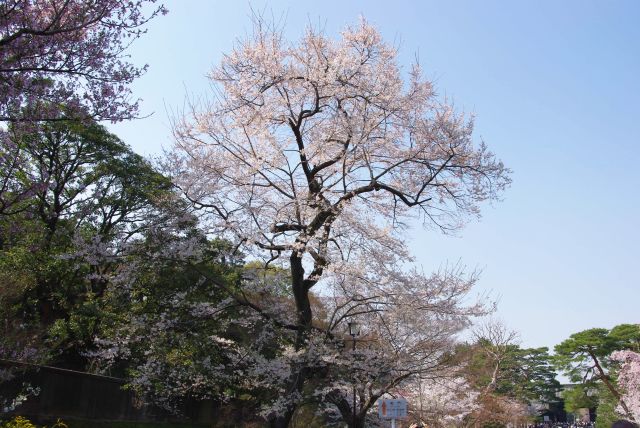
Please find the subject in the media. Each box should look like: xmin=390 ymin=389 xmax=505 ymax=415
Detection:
xmin=348 ymin=321 xmax=360 ymax=428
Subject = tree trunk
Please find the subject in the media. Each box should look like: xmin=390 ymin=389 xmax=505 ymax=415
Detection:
xmin=268 ymin=365 xmax=308 ymax=428
xmin=290 ymin=250 xmax=312 ymax=344
xmin=268 ymin=250 xmax=315 ymax=427
xmin=270 ymin=412 xmax=294 ymax=428
xmin=328 ymin=390 xmax=370 ymax=428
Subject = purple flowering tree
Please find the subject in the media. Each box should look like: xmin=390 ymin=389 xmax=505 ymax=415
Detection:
xmin=0 ymin=0 xmax=165 ymax=216
xmin=0 ymin=0 xmax=166 ymax=123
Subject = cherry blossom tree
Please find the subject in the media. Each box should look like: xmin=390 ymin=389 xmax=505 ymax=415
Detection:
xmin=92 ymin=256 xmax=489 ymax=426
xmin=309 ymin=266 xmax=489 ymax=427
xmin=169 ymin=16 xmax=510 ymax=426
xmin=0 ymin=0 xmax=166 ymax=123
xmin=403 ymin=376 xmax=480 ymax=427
xmin=611 ymin=350 xmax=640 ymax=422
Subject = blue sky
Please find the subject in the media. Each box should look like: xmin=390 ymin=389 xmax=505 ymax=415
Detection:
xmin=110 ymin=0 xmax=640 ymax=350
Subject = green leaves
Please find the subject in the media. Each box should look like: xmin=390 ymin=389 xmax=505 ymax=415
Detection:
xmin=554 ymin=325 xmax=640 ymax=383
xmin=463 ymin=341 xmax=560 ymax=405
xmin=553 ymin=324 xmax=640 ymax=423
xmin=0 ymin=118 xmax=177 ymax=367
xmin=610 ymin=324 xmax=640 ymax=352
xmin=562 ymin=384 xmax=597 ymax=413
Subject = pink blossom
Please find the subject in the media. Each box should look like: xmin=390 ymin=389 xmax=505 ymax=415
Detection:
xmin=611 ymin=350 xmax=640 ymax=422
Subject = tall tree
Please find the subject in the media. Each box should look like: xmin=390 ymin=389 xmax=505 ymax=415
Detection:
xmin=89 ymin=233 xmax=252 ymax=416
xmin=554 ymin=324 xmax=640 ymax=422
xmin=170 ymin=16 xmax=510 ymax=426
xmin=310 ymin=267 xmax=488 ymax=427
xmin=471 ymin=321 xmax=559 ymax=404
xmin=472 ymin=319 xmax=520 ymax=394
xmin=0 ymin=119 xmax=171 ymax=367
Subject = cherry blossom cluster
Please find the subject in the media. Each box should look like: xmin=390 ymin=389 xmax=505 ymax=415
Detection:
xmin=611 ymin=350 xmax=640 ymax=422
xmin=0 ymin=0 xmax=166 ymax=122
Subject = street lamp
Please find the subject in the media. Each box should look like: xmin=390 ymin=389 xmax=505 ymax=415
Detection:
xmin=348 ymin=321 xmax=361 ymax=427
xmin=348 ymin=320 xmax=360 ymax=338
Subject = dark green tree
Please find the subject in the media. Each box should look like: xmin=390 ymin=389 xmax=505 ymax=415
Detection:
xmin=554 ymin=324 xmax=640 ymax=422
xmin=562 ymin=384 xmax=597 ymax=415
xmin=504 ymin=347 xmax=561 ymax=403
xmin=469 ymin=321 xmax=560 ymax=406
xmin=0 ymin=119 xmax=172 ymax=366
xmin=467 ymin=343 xmax=560 ymax=404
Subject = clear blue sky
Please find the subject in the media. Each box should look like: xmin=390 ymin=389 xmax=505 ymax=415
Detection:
xmin=110 ymin=0 xmax=640 ymax=350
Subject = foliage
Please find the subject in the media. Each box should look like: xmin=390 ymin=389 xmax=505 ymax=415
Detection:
xmin=0 ymin=417 xmax=68 ymax=428
xmin=554 ymin=325 xmax=640 ymax=383
xmin=0 ymin=416 xmax=36 ymax=428
xmin=554 ymin=324 xmax=640 ymax=423
xmin=91 ymin=231 xmax=491 ymax=426
xmin=436 ymin=321 xmax=561 ymax=427
xmin=0 ymin=119 xmax=174 ymax=368
xmin=0 ymin=417 xmax=211 ymax=428
xmin=0 ymin=8 xmax=516 ymax=427
xmin=562 ymin=384 xmax=597 ymax=414
xmin=90 ymin=232 xmax=253 ymax=414
xmin=595 ymin=383 xmax=620 ymax=428
xmin=493 ymin=346 xmax=560 ymax=403
xmin=43 ymin=420 xmax=206 ymax=428
xmin=0 ymin=0 xmax=166 ymax=220
xmin=465 ymin=322 xmax=560 ymax=406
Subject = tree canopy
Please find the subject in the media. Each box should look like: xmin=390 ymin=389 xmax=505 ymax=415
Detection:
xmin=170 ymin=16 xmax=510 ymax=426
xmin=555 ymin=324 xmax=640 ymax=423
xmin=0 ymin=0 xmax=166 ymax=123
xmin=0 ymin=119 xmax=173 ymax=367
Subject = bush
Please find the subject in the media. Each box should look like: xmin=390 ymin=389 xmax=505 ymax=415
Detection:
xmin=0 ymin=417 xmax=67 ymax=428
xmin=1 ymin=416 xmax=37 ymax=428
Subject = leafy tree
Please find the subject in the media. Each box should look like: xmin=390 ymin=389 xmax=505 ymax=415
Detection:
xmin=563 ymin=384 xmax=597 ymax=415
xmin=0 ymin=119 xmax=172 ymax=367
xmin=450 ymin=321 xmax=561 ymax=427
xmin=90 ymin=232 xmax=252 ymax=415
xmin=469 ymin=321 xmax=560 ymax=405
xmin=505 ymin=347 xmax=560 ymax=403
xmin=471 ymin=320 xmax=520 ymax=395
xmin=610 ymin=325 xmax=640 ymax=353
xmin=90 ymin=242 xmax=487 ymax=427
xmin=169 ymin=16 xmax=510 ymax=427
xmin=594 ymin=383 xmax=619 ymax=428
xmin=554 ymin=324 xmax=640 ymax=422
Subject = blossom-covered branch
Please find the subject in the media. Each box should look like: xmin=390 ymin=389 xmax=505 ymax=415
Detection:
xmin=0 ymin=0 xmax=166 ymax=122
